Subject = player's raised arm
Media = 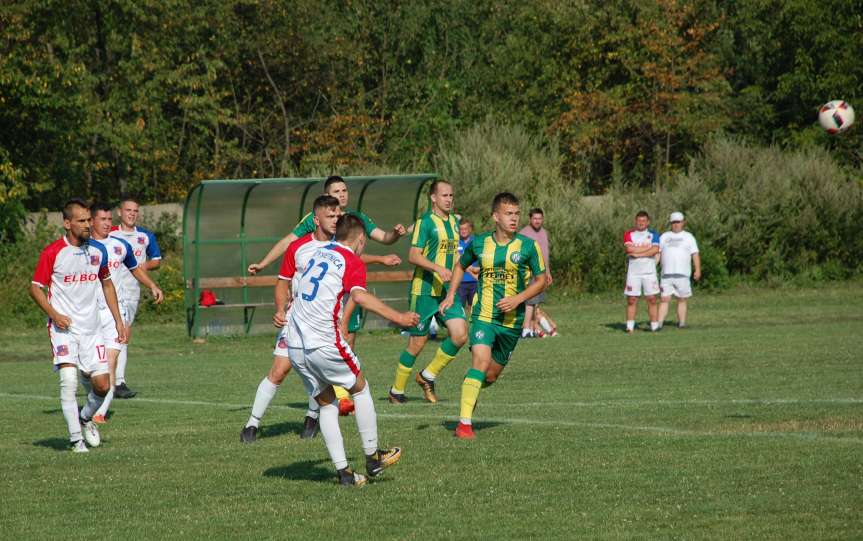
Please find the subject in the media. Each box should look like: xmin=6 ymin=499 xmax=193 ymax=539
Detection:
xmin=369 ymin=224 xmax=406 ymax=245
xmin=250 ymin=232 xmax=299 ymax=275
xmin=361 ymin=253 xmax=402 ymax=266
xmin=350 ymin=289 xmax=419 ymax=328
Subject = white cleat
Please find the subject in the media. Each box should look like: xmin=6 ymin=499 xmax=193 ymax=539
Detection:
xmin=71 ymin=440 xmax=89 ymax=453
xmin=82 ymin=420 xmax=101 ymax=448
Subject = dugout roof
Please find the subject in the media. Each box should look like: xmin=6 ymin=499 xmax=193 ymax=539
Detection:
xmin=183 ymin=174 xmax=436 ymax=338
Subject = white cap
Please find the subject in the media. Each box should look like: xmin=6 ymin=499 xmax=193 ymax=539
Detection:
xmin=669 ymin=211 xmax=684 ymax=222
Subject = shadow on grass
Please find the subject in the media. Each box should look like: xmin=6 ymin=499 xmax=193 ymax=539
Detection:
xmin=33 ymin=438 xmax=70 ymax=451
xmin=602 ymin=322 xmax=628 ymax=332
xmin=263 ymin=459 xmax=332 ymax=483
xmin=259 ymin=421 xmax=304 ymax=439
xmin=42 ymin=408 xmax=61 ymax=415
xmin=441 ymin=420 xmax=504 ymax=433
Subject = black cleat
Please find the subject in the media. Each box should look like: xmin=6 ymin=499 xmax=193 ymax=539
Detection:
xmin=366 ymin=447 xmax=402 ymax=478
xmin=338 ymin=467 xmax=367 ymax=487
xmin=300 ymin=416 xmax=318 ymax=439
xmin=240 ymin=425 xmax=258 ymax=444
xmin=388 ymin=390 xmax=407 ymax=405
xmin=114 ymin=382 xmax=137 ymax=399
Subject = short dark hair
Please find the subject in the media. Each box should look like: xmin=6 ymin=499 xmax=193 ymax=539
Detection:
xmin=460 ymin=218 xmax=473 ymax=228
xmin=335 ymin=214 xmax=365 ymax=242
xmin=312 ymin=195 xmax=340 ymax=212
xmin=324 ymin=175 xmax=346 ymax=192
xmin=492 ymin=192 xmax=519 ymax=213
xmin=529 ymin=208 xmax=544 ymax=217
xmin=636 ymin=210 xmax=650 ymax=219
xmin=63 ymin=198 xmax=90 ymax=220
xmin=428 ymin=179 xmax=451 ymax=196
xmin=118 ymin=194 xmax=139 ymax=206
xmin=90 ymin=202 xmax=113 ymax=215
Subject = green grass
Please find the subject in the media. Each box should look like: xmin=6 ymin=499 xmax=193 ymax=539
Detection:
xmin=1 ymin=284 xmax=861 ymax=540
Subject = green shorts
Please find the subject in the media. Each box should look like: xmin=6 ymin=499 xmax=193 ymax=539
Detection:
xmin=347 ymin=306 xmax=364 ymax=333
xmin=468 ymin=320 xmax=520 ymax=366
xmin=407 ymin=293 xmax=466 ymax=337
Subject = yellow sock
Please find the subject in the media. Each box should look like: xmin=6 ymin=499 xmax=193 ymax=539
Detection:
xmin=334 ymin=386 xmax=350 ymax=400
xmin=424 ymin=338 xmax=460 ymax=379
xmin=459 ymin=368 xmax=485 ymax=422
xmin=392 ymin=364 xmax=412 ymax=394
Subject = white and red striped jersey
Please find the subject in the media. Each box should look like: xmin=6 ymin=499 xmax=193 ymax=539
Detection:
xmin=277 ymin=233 xmax=324 ymax=298
xmin=94 ymin=236 xmax=139 ymax=309
xmin=32 ymin=236 xmax=112 ymax=335
xmin=624 ymin=228 xmax=660 ymax=276
xmin=287 ymin=242 xmax=367 ymax=350
xmin=109 ymin=225 xmax=161 ymax=301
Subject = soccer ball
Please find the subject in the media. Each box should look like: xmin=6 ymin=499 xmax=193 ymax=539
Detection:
xmin=818 ymin=100 xmax=855 ymax=134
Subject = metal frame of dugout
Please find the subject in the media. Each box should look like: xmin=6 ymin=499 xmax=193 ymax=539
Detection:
xmin=182 ymin=174 xmax=437 ymax=338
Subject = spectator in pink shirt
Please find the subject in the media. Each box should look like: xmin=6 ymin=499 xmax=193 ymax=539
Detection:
xmin=519 ymin=208 xmax=556 ymax=337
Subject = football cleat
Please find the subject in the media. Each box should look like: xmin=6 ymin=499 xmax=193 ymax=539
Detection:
xmin=92 ymin=414 xmax=107 ymax=425
xmin=677 ymin=322 xmax=687 ymax=329
xmin=114 ymin=382 xmax=137 ymax=399
xmin=299 ymin=416 xmax=318 ymax=439
xmin=338 ymin=397 xmax=355 ymax=416
xmin=454 ymin=422 xmax=475 ymax=440
xmin=240 ymin=425 xmax=258 ymax=444
xmin=81 ymin=419 xmax=101 ymax=447
xmin=338 ymin=467 xmax=368 ymax=487
xmin=415 ymin=372 xmax=438 ymax=403
xmin=387 ymin=390 xmax=407 ymax=405
xmin=366 ymin=447 xmax=402 ymax=478
xmin=71 ymin=439 xmax=89 ymax=453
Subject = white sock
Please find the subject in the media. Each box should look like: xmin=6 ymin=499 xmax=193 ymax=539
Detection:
xmin=246 ymin=377 xmax=279 ymax=428
xmin=59 ymin=367 xmax=82 ymax=442
xmin=318 ymin=402 xmax=347 ymax=470
xmin=521 ymin=328 xmax=531 ymax=338
xmin=351 ymin=383 xmax=378 ymax=455
xmin=80 ymin=390 xmax=104 ymax=421
xmin=95 ymin=387 xmax=114 ymax=418
xmin=420 ymin=369 xmax=435 ymax=382
xmin=115 ymin=345 xmax=128 ymax=384
xmin=539 ymin=317 xmax=553 ymax=334
xmin=306 ymin=396 xmax=319 ymax=420
xmin=626 ymin=320 xmax=635 ymax=331
xmin=650 ymin=321 xmax=660 ymax=331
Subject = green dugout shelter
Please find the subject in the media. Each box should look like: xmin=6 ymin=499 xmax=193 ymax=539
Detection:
xmin=183 ymin=174 xmax=436 ymax=338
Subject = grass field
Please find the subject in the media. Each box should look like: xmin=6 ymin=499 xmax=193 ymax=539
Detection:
xmin=1 ymin=284 xmax=861 ymax=540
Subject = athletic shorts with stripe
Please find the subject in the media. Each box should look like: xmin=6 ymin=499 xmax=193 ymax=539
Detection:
xmin=287 ymin=342 xmax=363 ymax=398
xmin=49 ymin=323 xmax=109 ymax=376
xmin=406 ymin=293 xmax=466 ymax=337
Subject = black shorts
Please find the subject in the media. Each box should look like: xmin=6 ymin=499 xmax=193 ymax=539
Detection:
xmin=457 ymin=281 xmax=478 ymax=306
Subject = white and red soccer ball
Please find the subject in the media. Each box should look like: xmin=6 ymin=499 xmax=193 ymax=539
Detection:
xmin=818 ymin=100 xmax=855 ymax=134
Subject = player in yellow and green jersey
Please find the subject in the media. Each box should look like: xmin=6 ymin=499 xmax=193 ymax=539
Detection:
xmin=388 ymin=180 xmax=468 ymax=405
xmin=440 ymin=192 xmax=547 ymax=439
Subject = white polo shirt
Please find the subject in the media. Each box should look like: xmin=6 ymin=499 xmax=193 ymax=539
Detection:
xmin=659 ymin=231 xmax=699 ymax=277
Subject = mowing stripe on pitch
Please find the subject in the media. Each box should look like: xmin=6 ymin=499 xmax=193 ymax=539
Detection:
xmin=1 ymin=392 xmax=861 ymax=444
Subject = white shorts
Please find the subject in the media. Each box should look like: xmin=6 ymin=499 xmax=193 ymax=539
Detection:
xmin=625 ymin=273 xmax=660 ymax=297
xmin=271 ymin=308 xmax=293 ymax=358
xmin=120 ymin=297 xmax=139 ymax=325
xmin=287 ymin=342 xmax=362 ymax=399
xmin=99 ymin=305 xmax=129 ymax=350
xmin=49 ymin=324 xmax=109 ymax=376
xmin=660 ymin=276 xmax=693 ymax=299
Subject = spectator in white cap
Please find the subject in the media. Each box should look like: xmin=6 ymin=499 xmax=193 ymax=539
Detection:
xmin=658 ymin=212 xmax=701 ymax=329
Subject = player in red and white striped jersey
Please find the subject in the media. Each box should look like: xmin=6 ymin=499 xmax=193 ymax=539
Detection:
xmin=240 ymin=195 xmax=341 ymax=444
xmin=287 ymin=214 xmax=418 ymax=486
xmin=90 ymin=202 xmax=164 ymax=423
xmin=29 ymin=199 xmax=127 ymax=453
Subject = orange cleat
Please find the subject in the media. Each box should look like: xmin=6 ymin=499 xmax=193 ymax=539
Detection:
xmin=454 ymin=422 xmax=475 ymax=440
xmin=92 ymin=414 xmax=107 ymax=425
xmin=338 ymin=397 xmax=355 ymax=416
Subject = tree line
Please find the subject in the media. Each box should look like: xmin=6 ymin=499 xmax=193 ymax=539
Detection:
xmin=1 ymin=0 xmax=861 ymax=241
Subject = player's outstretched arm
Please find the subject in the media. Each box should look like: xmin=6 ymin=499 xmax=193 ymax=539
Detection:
xmin=130 ymin=267 xmax=164 ymax=304
xmin=370 ymin=225 xmax=406 ymax=245
xmin=497 ymin=273 xmax=547 ymax=313
xmin=101 ymin=279 xmax=127 ymax=344
xmin=361 ymin=253 xmax=402 ymax=266
xmin=28 ymin=283 xmax=72 ymax=329
xmin=249 ymin=233 xmax=299 ymax=275
xmin=350 ymin=289 xmax=419 ymax=328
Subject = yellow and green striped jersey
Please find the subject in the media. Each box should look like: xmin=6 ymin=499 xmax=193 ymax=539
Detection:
xmin=459 ymin=231 xmax=546 ymax=329
xmin=291 ymin=207 xmax=377 ymax=237
xmin=410 ymin=211 xmax=460 ymax=296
